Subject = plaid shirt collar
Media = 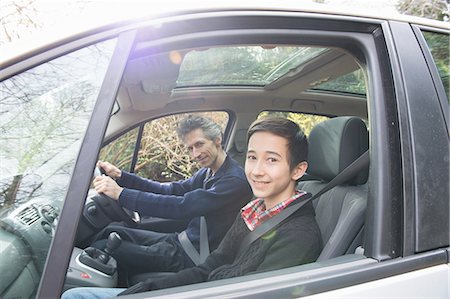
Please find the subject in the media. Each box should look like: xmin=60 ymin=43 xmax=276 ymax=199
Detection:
xmin=241 ymin=190 xmax=308 ymax=231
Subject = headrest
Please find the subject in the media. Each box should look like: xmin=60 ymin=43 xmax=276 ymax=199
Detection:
xmin=307 ymin=116 xmax=369 ymax=185
xmin=234 ymin=129 xmax=248 ymax=153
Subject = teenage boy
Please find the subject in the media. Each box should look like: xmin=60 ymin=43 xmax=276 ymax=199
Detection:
xmin=62 ymin=117 xmax=322 ymax=298
xmin=90 ymin=115 xmax=253 ymax=274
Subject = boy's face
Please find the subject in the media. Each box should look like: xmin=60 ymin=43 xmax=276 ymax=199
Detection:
xmin=245 ymin=131 xmax=307 ymax=208
xmin=183 ymin=128 xmax=222 ymax=172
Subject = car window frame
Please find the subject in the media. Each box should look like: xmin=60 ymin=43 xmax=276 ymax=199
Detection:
xmin=99 ymin=110 xmax=234 ymax=179
xmin=412 ymin=25 xmax=449 ymax=126
xmin=386 ymin=21 xmax=449 ymax=255
xmin=36 ymin=30 xmax=137 ymax=299
xmin=55 ymin=14 xmax=392 ymax=298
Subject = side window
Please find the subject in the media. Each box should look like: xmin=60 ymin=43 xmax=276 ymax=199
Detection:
xmin=258 ymin=111 xmax=329 ymax=136
xmin=98 ymin=111 xmax=229 ymax=182
xmin=99 ymin=127 xmax=139 ymax=172
xmin=422 ymin=30 xmax=449 ymax=99
xmin=0 ymin=39 xmax=116 ymax=298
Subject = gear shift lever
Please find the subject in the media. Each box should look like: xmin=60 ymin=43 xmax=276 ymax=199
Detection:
xmin=98 ymin=232 xmax=122 ymax=264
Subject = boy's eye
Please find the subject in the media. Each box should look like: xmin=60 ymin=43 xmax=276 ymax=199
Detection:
xmin=246 ymin=155 xmax=256 ymax=160
xmin=268 ymin=157 xmax=278 ymax=163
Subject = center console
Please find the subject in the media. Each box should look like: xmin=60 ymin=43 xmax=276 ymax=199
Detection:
xmin=64 ymin=232 xmax=121 ymax=291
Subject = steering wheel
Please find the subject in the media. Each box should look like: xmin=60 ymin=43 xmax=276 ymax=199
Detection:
xmin=92 ymin=167 xmax=138 ymax=227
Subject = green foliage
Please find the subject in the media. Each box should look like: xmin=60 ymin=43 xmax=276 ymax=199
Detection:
xmin=396 ymin=0 xmax=449 ymax=21
xmin=422 ymin=31 xmax=450 ymax=99
xmin=258 ymin=111 xmax=329 ymax=136
xmin=99 ymin=112 xmax=229 ymax=182
xmin=314 ymin=70 xmax=366 ymax=95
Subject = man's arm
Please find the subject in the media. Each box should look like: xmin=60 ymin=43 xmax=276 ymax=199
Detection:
xmin=117 ymin=169 xmax=204 ymax=195
xmin=118 ymin=175 xmax=252 ymax=219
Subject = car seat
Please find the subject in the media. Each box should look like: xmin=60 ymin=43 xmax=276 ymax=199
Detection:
xmin=297 ymin=116 xmax=369 ymax=261
xmin=128 ymin=116 xmax=369 ymax=286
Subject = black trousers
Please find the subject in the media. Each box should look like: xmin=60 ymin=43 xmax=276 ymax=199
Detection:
xmin=92 ymin=223 xmax=195 ymax=275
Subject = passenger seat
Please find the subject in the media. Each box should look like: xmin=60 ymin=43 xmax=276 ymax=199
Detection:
xmin=297 ymin=116 xmax=369 ymax=261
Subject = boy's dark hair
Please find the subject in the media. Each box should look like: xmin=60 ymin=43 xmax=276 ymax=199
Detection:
xmin=177 ymin=114 xmax=223 ymax=141
xmin=247 ymin=117 xmax=308 ymax=169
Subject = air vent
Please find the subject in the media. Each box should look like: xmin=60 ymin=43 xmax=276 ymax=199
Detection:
xmin=42 ymin=204 xmax=56 ymax=213
xmin=17 ymin=206 xmax=40 ymax=225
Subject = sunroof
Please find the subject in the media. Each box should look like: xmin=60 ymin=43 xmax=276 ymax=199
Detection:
xmin=176 ymin=46 xmax=329 ymax=87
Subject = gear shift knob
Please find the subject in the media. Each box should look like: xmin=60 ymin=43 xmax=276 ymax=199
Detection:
xmin=105 ymin=232 xmax=122 ymax=255
xmin=98 ymin=232 xmax=121 ymax=264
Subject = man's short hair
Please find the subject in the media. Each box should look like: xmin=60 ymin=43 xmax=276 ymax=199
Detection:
xmin=247 ymin=117 xmax=308 ymax=169
xmin=177 ymin=115 xmax=223 ymax=142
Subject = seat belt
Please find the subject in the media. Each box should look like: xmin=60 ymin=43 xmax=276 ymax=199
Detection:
xmin=237 ymin=150 xmax=369 ymax=254
xmin=178 ymin=169 xmax=211 ymax=265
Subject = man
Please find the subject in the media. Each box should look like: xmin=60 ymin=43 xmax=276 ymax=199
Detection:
xmin=91 ymin=115 xmax=253 ymax=275
xmin=62 ymin=117 xmax=322 ymax=298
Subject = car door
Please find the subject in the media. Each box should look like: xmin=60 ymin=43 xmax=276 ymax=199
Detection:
xmin=0 ymin=37 xmax=120 ymax=298
xmin=1 ymin=7 xmax=448 ymax=299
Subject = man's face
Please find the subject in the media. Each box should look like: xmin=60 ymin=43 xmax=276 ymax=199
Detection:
xmin=183 ymin=128 xmax=222 ymax=171
xmin=245 ymin=131 xmax=306 ymax=208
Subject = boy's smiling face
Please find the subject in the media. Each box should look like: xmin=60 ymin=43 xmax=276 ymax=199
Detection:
xmin=245 ymin=131 xmax=307 ymax=209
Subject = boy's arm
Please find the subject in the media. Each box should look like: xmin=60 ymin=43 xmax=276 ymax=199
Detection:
xmin=254 ymin=224 xmax=322 ymax=273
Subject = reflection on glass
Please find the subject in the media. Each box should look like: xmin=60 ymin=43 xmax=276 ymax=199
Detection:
xmin=0 ymin=38 xmax=116 ymax=298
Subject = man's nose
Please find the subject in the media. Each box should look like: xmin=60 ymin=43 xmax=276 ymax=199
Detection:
xmin=191 ymin=147 xmax=201 ymax=158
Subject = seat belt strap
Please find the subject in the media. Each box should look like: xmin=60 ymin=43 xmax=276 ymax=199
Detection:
xmin=178 ymin=230 xmax=200 ymax=265
xmin=178 ymin=169 xmax=212 ymax=265
xmin=237 ymin=150 xmax=369 ymax=254
xmin=199 ymin=216 xmax=210 ymax=263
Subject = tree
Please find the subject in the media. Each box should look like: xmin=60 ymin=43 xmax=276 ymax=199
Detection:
xmin=397 ymin=0 xmax=449 ymax=21
xmin=0 ymin=0 xmax=41 ymax=45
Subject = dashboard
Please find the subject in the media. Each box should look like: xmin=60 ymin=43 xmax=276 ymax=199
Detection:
xmin=0 ymin=198 xmax=60 ymax=291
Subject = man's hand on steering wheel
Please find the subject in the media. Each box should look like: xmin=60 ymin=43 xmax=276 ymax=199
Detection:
xmin=93 ymin=175 xmax=124 ymax=200
xmin=92 ymin=165 xmax=137 ymax=226
xmin=96 ymin=161 xmax=122 ymax=180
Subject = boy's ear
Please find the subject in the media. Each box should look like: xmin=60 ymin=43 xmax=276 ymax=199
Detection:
xmin=291 ymin=161 xmax=308 ymax=181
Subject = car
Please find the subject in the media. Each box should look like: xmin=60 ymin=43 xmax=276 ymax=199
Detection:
xmin=0 ymin=2 xmax=448 ymax=298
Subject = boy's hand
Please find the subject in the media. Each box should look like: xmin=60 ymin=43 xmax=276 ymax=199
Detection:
xmin=97 ymin=160 xmax=122 ymax=179
xmin=93 ymin=175 xmax=123 ymax=200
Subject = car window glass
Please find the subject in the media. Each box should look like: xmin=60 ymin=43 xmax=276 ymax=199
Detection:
xmin=175 ymin=46 xmax=329 ymax=87
xmin=422 ymin=30 xmax=449 ymax=100
xmin=99 ymin=127 xmax=139 ymax=172
xmin=0 ymin=38 xmax=116 ymax=298
xmin=258 ymin=111 xmax=330 ymax=136
xmin=311 ymin=69 xmax=366 ymax=96
xmin=98 ymin=111 xmax=229 ymax=181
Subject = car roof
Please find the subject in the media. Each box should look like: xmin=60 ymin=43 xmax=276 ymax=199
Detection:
xmin=1 ymin=0 xmax=448 ymax=68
